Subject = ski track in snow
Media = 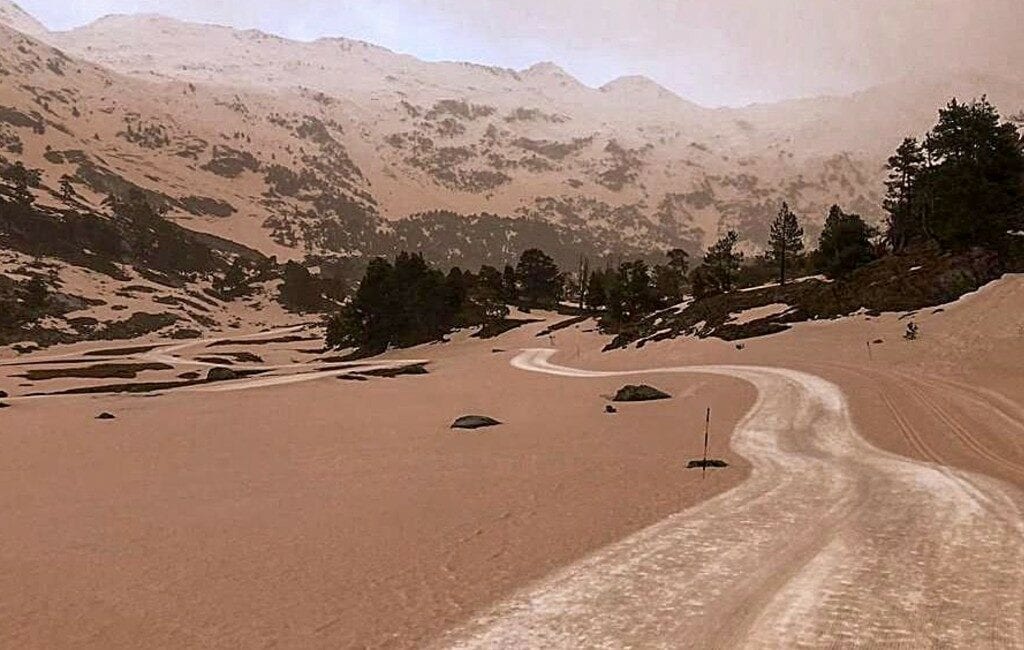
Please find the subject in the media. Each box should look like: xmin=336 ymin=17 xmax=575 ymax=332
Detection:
xmin=438 ymin=348 xmax=1024 ymax=648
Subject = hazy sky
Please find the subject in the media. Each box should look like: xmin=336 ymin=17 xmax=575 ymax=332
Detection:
xmin=18 ymin=0 xmax=1024 ymax=106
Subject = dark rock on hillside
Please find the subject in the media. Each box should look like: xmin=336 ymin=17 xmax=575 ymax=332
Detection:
xmin=451 ymin=415 xmax=502 ymax=430
xmin=95 ymin=412 xmax=116 ymax=420
xmin=613 ymin=384 xmax=672 ymax=402
xmin=207 ymin=367 xmax=238 ymax=381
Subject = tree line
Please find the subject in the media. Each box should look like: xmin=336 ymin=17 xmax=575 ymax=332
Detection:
xmin=324 ymin=201 xmax=876 ymax=350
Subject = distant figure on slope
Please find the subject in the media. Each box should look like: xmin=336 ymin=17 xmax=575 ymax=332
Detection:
xmin=904 ymin=321 xmax=919 ymax=341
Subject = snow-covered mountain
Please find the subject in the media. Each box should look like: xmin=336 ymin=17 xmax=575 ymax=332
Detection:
xmin=2 ymin=0 xmax=1022 ymax=266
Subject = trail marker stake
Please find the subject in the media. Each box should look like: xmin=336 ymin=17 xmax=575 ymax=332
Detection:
xmin=703 ymin=407 xmax=711 ymax=478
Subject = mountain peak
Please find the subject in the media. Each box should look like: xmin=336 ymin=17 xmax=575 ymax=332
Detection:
xmin=522 ymin=61 xmax=576 ymax=81
xmin=0 ymin=0 xmax=46 ymax=36
xmin=86 ymin=12 xmax=217 ymax=31
xmin=601 ymin=75 xmax=676 ymax=98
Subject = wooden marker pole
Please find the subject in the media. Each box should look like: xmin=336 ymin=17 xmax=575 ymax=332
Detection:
xmin=703 ymin=407 xmax=711 ymax=478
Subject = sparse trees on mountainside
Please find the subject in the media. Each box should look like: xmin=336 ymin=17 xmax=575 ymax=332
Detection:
xmin=0 ymin=160 xmax=39 ymax=206
xmin=767 ymin=202 xmax=804 ymax=285
xmin=818 ymin=205 xmax=876 ymax=279
xmin=214 ymin=257 xmax=258 ymax=299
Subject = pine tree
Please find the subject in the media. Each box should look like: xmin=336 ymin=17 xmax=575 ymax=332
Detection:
xmin=473 ymin=265 xmax=509 ymax=323
xmin=702 ymin=231 xmax=743 ymax=294
xmin=923 ymin=96 xmax=1023 ymax=248
xmin=59 ymin=175 xmax=75 ymax=203
xmin=584 ymin=269 xmax=607 ymax=311
xmin=607 ymin=260 xmax=660 ymax=324
xmin=501 ymin=264 xmax=518 ymax=304
xmin=767 ymin=202 xmax=804 ymax=285
xmin=818 ymin=205 xmax=876 ymax=278
xmin=883 ymin=137 xmax=926 ymax=251
xmin=653 ymin=248 xmax=690 ymax=303
xmin=515 ymin=249 xmax=562 ymax=308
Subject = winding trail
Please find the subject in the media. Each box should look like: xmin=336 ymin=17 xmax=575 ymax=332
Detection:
xmin=440 ymin=349 xmax=1024 ymax=648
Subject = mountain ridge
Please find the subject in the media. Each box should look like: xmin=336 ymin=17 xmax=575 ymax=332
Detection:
xmin=1 ymin=2 xmax=1022 ymax=271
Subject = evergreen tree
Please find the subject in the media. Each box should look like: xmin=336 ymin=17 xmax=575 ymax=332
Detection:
xmin=689 ymin=265 xmax=712 ymax=299
xmin=1 ymin=161 xmax=37 ymax=205
xmin=923 ymin=97 xmax=1023 ymax=248
xmin=767 ymin=202 xmax=804 ymax=285
xmin=584 ymin=269 xmax=608 ymax=311
xmin=477 ymin=265 xmax=504 ymax=298
xmin=19 ymin=276 xmax=48 ymax=315
xmin=327 ymin=253 xmax=461 ymax=351
xmin=666 ymin=248 xmax=690 ymax=275
xmin=215 ymin=257 xmax=254 ymax=298
xmin=700 ymin=231 xmax=743 ymax=295
xmin=59 ymin=175 xmax=76 ymax=203
xmin=327 ymin=257 xmax=395 ymax=349
xmin=444 ymin=267 xmax=469 ymax=316
xmin=471 ymin=265 xmax=509 ymax=323
xmin=653 ymin=248 xmax=690 ymax=303
xmin=279 ymin=261 xmax=324 ymax=313
xmin=515 ymin=248 xmax=562 ymax=307
xmin=884 ymin=137 xmax=926 ymax=251
xmin=501 ymin=264 xmax=519 ymax=304
xmin=818 ymin=205 xmax=876 ymax=278
xmin=607 ymin=260 xmax=661 ymax=324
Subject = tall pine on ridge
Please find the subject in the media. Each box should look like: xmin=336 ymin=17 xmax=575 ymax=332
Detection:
xmin=768 ymin=202 xmax=804 ymax=285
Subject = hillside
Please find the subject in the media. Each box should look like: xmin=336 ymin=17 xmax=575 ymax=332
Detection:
xmin=5 ymin=2 xmax=1020 ymax=272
